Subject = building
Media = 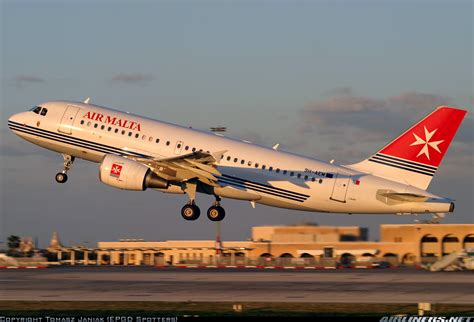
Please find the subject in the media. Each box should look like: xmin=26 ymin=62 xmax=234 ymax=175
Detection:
xmin=47 ymin=223 xmax=474 ymax=266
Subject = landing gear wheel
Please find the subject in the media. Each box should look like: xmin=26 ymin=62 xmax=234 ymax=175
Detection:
xmin=181 ymin=204 xmax=201 ymax=221
xmin=207 ymin=205 xmax=225 ymax=222
xmin=55 ymin=172 xmax=68 ymax=183
xmin=55 ymin=154 xmax=74 ymax=184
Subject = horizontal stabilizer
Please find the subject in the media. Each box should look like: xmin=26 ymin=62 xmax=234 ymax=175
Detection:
xmin=380 ymin=192 xmax=430 ymax=202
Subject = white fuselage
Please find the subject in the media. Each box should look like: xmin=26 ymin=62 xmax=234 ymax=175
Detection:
xmin=8 ymin=101 xmax=452 ymax=215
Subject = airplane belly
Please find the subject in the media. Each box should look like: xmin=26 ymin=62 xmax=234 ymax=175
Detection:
xmin=14 ymin=131 xmax=104 ymax=162
xmin=217 ymin=168 xmax=314 ymax=210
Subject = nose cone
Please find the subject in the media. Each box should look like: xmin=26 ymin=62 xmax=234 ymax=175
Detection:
xmin=8 ymin=113 xmax=19 ymax=124
xmin=8 ymin=112 xmax=27 ymax=135
xmin=8 ymin=113 xmax=22 ymax=128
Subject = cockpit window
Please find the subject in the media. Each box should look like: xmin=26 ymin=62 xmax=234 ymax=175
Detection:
xmin=30 ymin=106 xmax=42 ymax=114
xmin=40 ymin=108 xmax=48 ymax=116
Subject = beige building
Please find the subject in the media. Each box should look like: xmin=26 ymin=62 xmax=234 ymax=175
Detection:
xmin=49 ymin=223 xmax=474 ymax=266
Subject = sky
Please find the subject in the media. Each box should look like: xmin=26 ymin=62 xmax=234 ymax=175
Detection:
xmin=0 ymin=0 xmax=472 ymax=248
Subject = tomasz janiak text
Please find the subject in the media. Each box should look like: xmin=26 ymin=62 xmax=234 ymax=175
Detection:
xmin=0 ymin=318 xmax=101 ymax=322
xmin=380 ymin=316 xmax=472 ymax=322
xmin=83 ymin=112 xmax=142 ymax=131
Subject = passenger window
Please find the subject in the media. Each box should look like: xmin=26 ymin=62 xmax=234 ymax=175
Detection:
xmin=80 ymin=120 xmax=85 ymax=125
xmin=297 ymin=173 xmax=301 ymax=178
xmin=185 ymin=146 xmax=189 ymax=150
xmin=128 ymin=132 xmax=132 ymax=137
xmin=276 ymin=169 xmax=280 ymax=173
xmin=142 ymin=135 xmax=146 ymax=140
xmin=304 ymin=175 xmax=308 ymax=180
xmin=248 ymin=161 xmax=252 ymax=166
xmin=40 ymin=108 xmax=48 ymax=116
xmin=94 ymin=124 xmax=98 ymax=128
xmin=87 ymin=122 xmax=91 ymax=126
xmin=262 ymin=165 xmax=266 ymax=170
xmin=255 ymin=163 xmax=259 ymax=168
xmin=101 ymin=125 xmax=105 ymax=130
xmin=290 ymin=172 xmax=294 ymax=176
xmin=240 ymin=160 xmax=245 ymax=165
xmin=234 ymin=158 xmax=238 ymax=163
xmin=166 ymin=141 xmax=170 ymax=146
xmin=283 ymin=170 xmax=287 ymax=175
xmin=115 ymin=129 xmax=119 ymax=133
xmin=192 ymin=147 xmax=196 ymax=152
xmin=121 ymin=130 xmax=126 ymax=135
xmin=269 ymin=167 xmax=273 ymax=171
xmin=108 ymin=127 xmax=112 ymax=131
xmin=319 ymin=179 xmax=323 ymax=184
xmin=312 ymin=178 xmax=316 ymax=182
xmin=227 ymin=156 xmax=231 ymax=161
xmin=155 ymin=138 xmax=160 ymax=143
xmin=149 ymin=137 xmax=153 ymax=142
xmin=177 ymin=143 xmax=182 ymax=149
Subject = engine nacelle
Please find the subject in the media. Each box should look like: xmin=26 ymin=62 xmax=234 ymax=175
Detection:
xmin=99 ymin=155 xmax=168 ymax=191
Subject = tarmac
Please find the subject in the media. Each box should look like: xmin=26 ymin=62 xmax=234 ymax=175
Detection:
xmin=0 ymin=266 xmax=473 ymax=303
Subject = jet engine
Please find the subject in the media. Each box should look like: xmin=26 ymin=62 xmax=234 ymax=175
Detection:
xmin=99 ymin=155 xmax=168 ymax=191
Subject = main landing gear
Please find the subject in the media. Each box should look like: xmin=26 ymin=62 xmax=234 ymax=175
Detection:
xmin=207 ymin=197 xmax=225 ymax=222
xmin=181 ymin=202 xmax=201 ymax=221
xmin=181 ymin=203 xmax=225 ymax=222
xmin=55 ymin=154 xmax=75 ymax=184
xmin=180 ymin=182 xmax=226 ymax=222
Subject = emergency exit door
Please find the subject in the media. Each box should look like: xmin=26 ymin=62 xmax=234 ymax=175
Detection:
xmin=58 ymin=105 xmax=80 ymax=134
xmin=330 ymin=173 xmax=351 ymax=202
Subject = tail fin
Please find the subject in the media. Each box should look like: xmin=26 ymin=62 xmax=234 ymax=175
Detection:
xmin=347 ymin=106 xmax=467 ymax=190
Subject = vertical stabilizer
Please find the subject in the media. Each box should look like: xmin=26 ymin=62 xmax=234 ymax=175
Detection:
xmin=347 ymin=106 xmax=467 ymax=190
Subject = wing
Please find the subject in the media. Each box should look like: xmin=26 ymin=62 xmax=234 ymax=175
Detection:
xmin=129 ymin=150 xmax=227 ymax=187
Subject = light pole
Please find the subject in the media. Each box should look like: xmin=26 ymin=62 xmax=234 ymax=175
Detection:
xmin=210 ymin=126 xmax=227 ymax=264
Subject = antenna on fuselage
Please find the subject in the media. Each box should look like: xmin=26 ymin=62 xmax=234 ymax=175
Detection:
xmin=272 ymin=143 xmax=280 ymax=150
xmin=83 ymin=97 xmax=91 ymax=104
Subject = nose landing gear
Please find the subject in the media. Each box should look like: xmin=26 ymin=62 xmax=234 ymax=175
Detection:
xmin=55 ymin=154 xmax=75 ymax=184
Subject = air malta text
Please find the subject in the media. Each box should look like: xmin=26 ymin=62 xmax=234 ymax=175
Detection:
xmin=83 ymin=112 xmax=141 ymax=131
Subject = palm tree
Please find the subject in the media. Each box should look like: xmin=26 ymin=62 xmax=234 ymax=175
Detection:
xmin=7 ymin=235 xmax=20 ymax=251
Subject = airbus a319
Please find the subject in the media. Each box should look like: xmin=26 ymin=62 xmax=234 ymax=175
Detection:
xmin=8 ymin=100 xmax=467 ymax=222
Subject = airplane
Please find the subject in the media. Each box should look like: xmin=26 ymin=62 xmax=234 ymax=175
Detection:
xmin=8 ymin=100 xmax=467 ymax=222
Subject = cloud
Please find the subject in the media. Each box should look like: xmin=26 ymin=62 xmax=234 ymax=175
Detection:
xmin=13 ymin=75 xmax=45 ymax=88
xmin=296 ymin=88 xmax=472 ymax=167
xmin=109 ymin=73 xmax=154 ymax=86
xmin=321 ymin=86 xmax=354 ymax=98
xmin=300 ymin=88 xmax=451 ymax=136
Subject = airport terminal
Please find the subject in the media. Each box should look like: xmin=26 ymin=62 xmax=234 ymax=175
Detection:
xmin=41 ymin=223 xmax=474 ymax=267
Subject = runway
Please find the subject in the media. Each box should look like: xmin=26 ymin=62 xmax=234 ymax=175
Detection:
xmin=1 ymin=266 xmax=473 ymax=304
